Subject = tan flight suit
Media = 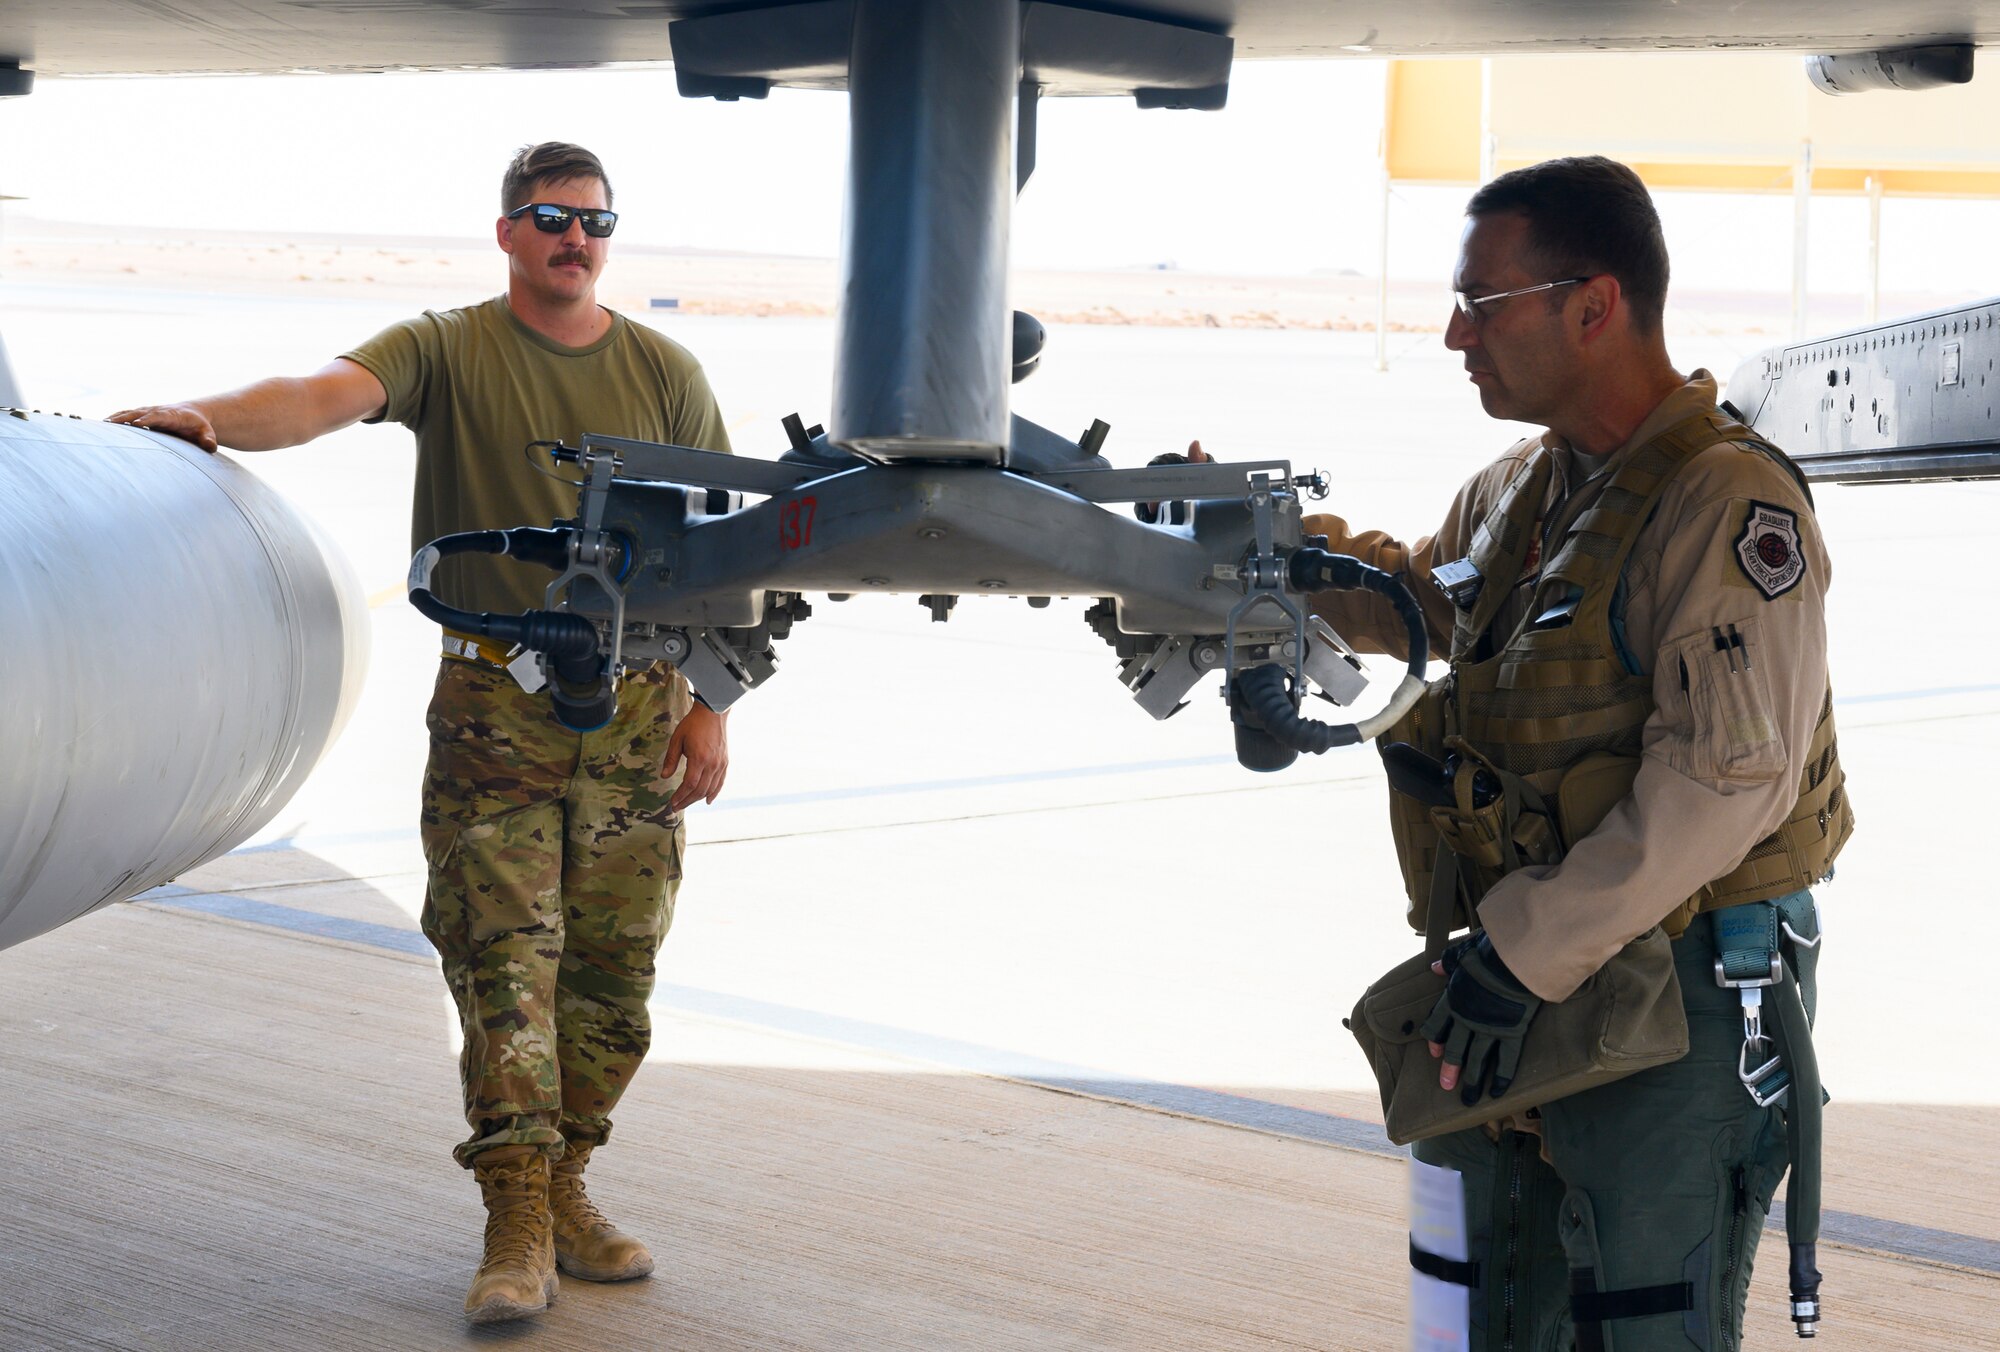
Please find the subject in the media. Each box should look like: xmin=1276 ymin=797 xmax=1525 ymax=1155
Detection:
xmin=1310 ymin=373 xmax=1840 ymax=1350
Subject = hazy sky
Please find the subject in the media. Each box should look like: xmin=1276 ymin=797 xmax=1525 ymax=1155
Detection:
xmin=4 ymin=59 xmax=1996 ymax=302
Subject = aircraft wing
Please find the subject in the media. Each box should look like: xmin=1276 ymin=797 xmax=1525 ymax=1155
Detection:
xmin=1726 ymin=302 xmax=2000 ymax=484
xmin=9 ymin=0 xmax=2000 ymax=78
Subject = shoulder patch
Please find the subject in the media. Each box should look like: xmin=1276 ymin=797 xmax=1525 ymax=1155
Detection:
xmin=1734 ymin=501 xmax=1805 ymax=599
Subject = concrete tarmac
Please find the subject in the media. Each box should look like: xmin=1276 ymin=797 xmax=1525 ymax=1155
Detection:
xmin=3 ymin=282 xmax=1996 ymax=1346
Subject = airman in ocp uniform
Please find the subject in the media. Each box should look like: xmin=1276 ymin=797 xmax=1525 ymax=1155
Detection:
xmin=112 ymin=142 xmax=732 ymax=1325
xmin=1301 ymin=157 xmax=1851 ymax=1350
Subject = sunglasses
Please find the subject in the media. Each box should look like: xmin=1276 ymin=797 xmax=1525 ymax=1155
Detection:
xmin=1452 ymin=276 xmax=1590 ymax=325
xmin=506 ymin=202 xmax=618 ymax=238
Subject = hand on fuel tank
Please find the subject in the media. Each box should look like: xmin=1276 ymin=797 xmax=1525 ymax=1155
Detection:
xmin=1423 ymin=932 xmax=1543 ymax=1105
xmin=107 ymin=403 xmax=220 ymax=453
xmin=664 ymin=702 xmax=729 ymax=812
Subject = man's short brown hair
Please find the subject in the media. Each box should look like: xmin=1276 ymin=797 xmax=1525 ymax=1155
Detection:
xmin=1466 ymin=156 xmax=1668 ymax=334
xmin=501 ymin=142 xmax=613 ymax=213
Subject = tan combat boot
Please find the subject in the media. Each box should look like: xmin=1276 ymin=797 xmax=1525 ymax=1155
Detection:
xmin=549 ymin=1142 xmax=655 ymax=1282
xmin=463 ymin=1146 xmax=560 ymax=1324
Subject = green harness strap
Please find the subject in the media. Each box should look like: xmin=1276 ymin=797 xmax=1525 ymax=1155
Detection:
xmin=1423 ymin=849 xmax=1464 ymax=963
xmin=1711 ymin=892 xmax=1824 ymax=1336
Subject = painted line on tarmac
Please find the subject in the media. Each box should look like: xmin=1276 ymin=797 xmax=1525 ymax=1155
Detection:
xmin=233 ymin=679 xmax=1999 ymax=857
xmin=135 ymin=883 xmax=1394 ymax=1159
xmin=1810 ymin=1211 xmax=2000 ymax=1277
xmin=225 ymin=752 xmax=1258 ymax=854
xmin=133 ymin=884 xmax=2000 ymax=1278
xmin=141 ymin=884 xmax=434 ymax=956
xmin=225 ymin=679 xmax=2000 ymax=859
xmin=1838 ymin=681 xmax=2000 ymax=705
xmin=652 ymin=981 xmax=1398 ymax=1157
xmin=692 ymin=753 xmax=1241 ymax=810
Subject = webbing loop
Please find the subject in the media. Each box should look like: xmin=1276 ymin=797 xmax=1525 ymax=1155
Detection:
xmin=1409 ymin=1238 xmax=1480 ymax=1289
xmin=1569 ymin=1269 xmax=1694 ymax=1328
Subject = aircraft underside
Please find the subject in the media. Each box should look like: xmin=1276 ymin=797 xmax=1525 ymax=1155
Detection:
xmin=9 ymin=0 xmax=2000 ymax=75
xmin=3 ymin=0 xmax=1997 ymax=950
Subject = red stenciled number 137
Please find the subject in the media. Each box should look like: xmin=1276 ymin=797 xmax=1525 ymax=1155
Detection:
xmin=779 ymin=495 xmax=817 ymax=551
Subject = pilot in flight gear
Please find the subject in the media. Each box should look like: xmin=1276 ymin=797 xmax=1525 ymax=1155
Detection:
xmin=1302 ymin=157 xmax=1851 ymax=1351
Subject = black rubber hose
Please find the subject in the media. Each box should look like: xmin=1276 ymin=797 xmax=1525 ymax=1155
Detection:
xmin=406 ymin=528 xmax=603 ymax=682
xmin=1236 ymin=660 xmax=1354 ymax=751
xmin=1789 ymin=1243 xmax=1822 ymax=1337
xmin=1288 ymin=547 xmax=1429 ymax=680
xmin=1230 ymin=549 xmax=1431 ymax=757
xmin=1771 ymin=963 xmax=1824 ymax=1335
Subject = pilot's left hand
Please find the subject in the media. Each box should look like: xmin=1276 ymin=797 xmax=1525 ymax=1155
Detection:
xmin=665 ymin=703 xmax=729 ymax=811
xmin=1423 ymin=932 xmax=1543 ymax=1106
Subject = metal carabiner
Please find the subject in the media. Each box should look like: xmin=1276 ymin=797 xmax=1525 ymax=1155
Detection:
xmin=1739 ymin=1037 xmax=1791 ymax=1108
xmin=1731 ymin=983 xmax=1789 ymax=1106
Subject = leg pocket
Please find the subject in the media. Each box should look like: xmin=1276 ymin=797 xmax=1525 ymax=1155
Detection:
xmin=419 ymin=816 xmax=458 ymax=873
xmin=1559 ymin=1186 xmax=1703 ymax=1352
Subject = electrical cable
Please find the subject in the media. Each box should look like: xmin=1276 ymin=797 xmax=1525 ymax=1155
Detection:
xmin=522 ymin=440 xmax=587 ymax=488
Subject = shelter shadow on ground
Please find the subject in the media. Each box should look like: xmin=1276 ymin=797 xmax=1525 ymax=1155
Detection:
xmin=0 ymin=863 xmax=1993 ymax=1351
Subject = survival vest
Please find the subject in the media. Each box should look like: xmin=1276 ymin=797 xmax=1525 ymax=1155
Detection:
xmin=1384 ymin=408 xmax=1854 ymax=939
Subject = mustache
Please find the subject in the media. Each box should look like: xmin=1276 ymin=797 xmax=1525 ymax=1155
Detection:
xmin=552 ymin=251 xmax=592 ymax=268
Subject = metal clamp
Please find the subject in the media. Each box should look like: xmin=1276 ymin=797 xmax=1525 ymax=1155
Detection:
xmin=1222 ymin=472 xmax=1307 ymax=693
xmin=544 ymin=447 xmax=628 ymax=679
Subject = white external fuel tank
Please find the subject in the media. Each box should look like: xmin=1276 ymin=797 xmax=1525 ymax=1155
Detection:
xmin=0 ymin=413 xmax=368 ymax=951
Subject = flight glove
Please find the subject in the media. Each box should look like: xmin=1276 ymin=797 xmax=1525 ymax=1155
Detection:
xmin=1420 ymin=932 xmax=1543 ymax=1107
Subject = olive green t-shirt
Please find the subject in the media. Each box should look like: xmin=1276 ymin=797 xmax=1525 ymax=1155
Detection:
xmin=344 ymin=295 xmax=732 ymax=615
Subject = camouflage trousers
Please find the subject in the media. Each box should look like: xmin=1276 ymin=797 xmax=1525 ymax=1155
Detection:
xmin=418 ymin=657 xmax=692 ymax=1168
